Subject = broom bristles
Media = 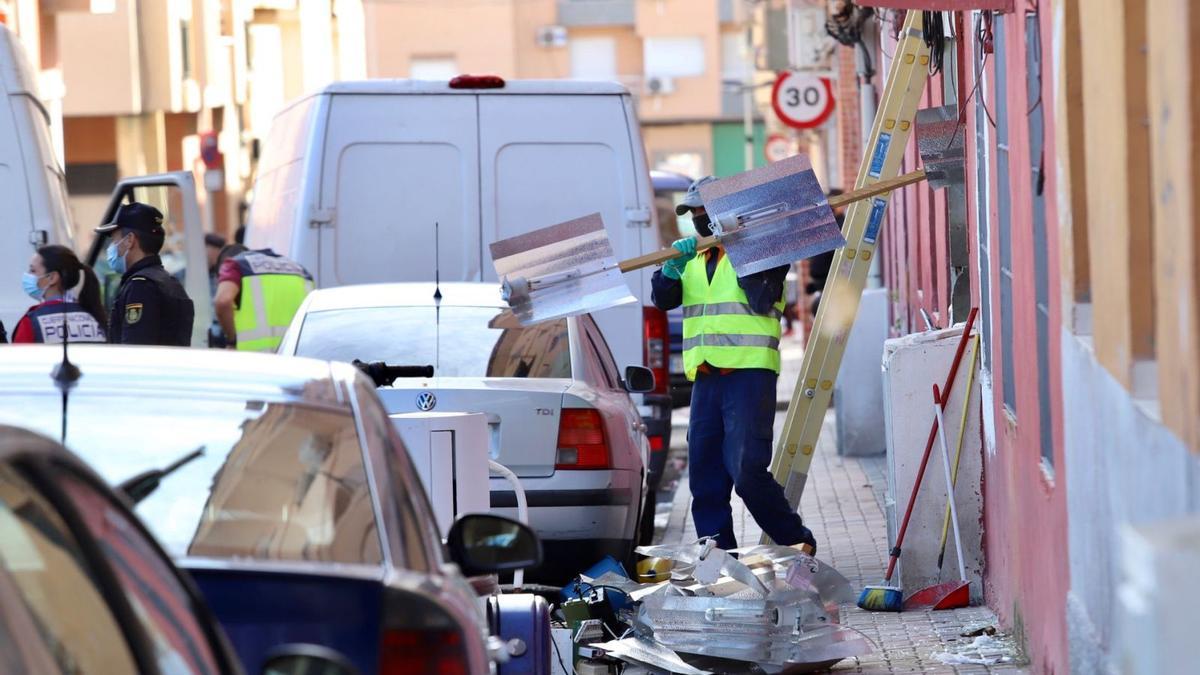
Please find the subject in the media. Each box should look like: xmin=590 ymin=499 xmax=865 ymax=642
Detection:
xmin=857 ymin=584 xmax=904 ymax=612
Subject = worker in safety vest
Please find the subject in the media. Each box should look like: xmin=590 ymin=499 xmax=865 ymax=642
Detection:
xmin=213 ymin=249 xmax=313 ymax=352
xmin=651 ymin=176 xmax=817 ymax=552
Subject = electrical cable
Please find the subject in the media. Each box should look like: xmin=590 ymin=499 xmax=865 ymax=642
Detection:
xmin=922 ymin=11 xmax=946 ymax=75
xmin=973 ymin=12 xmax=997 ymax=129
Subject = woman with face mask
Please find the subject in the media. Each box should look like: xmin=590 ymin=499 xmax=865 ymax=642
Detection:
xmin=11 ymin=245 xmax=108 ymax=343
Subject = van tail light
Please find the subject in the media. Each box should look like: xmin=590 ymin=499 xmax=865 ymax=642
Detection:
xmin=643 ymin=306 xmax=669 ymax=396
xmin=380 ymin=628 xmax=468 ymax=675
xmin=449 ymin=74 xmax=506 ymax=89
xmin=649 ymin=434 xmax=664 ymax=453
xmin=555 ymin=409 xmax=610 ymax=469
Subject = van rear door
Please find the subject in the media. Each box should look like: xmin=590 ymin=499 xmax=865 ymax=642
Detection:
xmin=319 ymin=94 xmax=481 ymax=284
xmin=478 ymin=93 xmax=646 ymax=369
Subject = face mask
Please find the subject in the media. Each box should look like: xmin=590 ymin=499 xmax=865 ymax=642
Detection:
xmin=106 ymin=235 xmax=128 ymax=275
xmin=22 ymin=272 xmax=46 ymax=300
xmin=692 ymin=212 xmax=713 ymax=238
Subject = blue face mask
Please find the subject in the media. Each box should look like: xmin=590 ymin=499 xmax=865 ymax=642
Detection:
xmin=106 ymin=235 xmax=127 ymax=275
xmin=22 ymin=272 xmax=46 ymax=300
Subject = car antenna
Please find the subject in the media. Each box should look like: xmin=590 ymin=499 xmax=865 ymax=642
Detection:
xmin=434 ymin=221 xmax=442 ymax=377
xmin=50 ymin=299 xmax=81 ymax=445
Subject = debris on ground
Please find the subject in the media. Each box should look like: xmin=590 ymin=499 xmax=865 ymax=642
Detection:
xmin=930 ymin=634 xmax=1019 ymax=665
xmin=960 ymin=623 xmax=998 ymax=638
xmin=555 ymin=538 xmax=874 ymax=674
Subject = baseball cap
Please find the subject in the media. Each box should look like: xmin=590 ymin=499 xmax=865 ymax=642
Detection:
xmin=675 ymin=175 xmax=718 ymax=215
xmin=95 ymin=202 xmax=165 ymax=235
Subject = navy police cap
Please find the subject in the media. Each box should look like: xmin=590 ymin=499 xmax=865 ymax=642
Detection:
xmin=95 ymin=202 xmax=165 ymax=235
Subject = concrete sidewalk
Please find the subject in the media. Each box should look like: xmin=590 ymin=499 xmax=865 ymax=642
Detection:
xmin=656 ymin=336 xmax=1028 ymax=673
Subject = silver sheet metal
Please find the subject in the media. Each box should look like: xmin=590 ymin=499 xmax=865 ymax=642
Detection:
xmin=637 ymin=590 xmax=872 ymax=667
xmin=593 ymin=636 xmax=713 ymax=675
xmin=699 ymin=154 xmax=846 ymax=278
xmin=604 ymin=539 xmax=872 ymax=670
xmin=731 ymin=545 xmax=857 ymax=606
xmin=637 ymin=539 xmax=770 ymax=596
xmin=915 ymin=105 xmax=966 ymax=190
xmin=489 ymin=212 xmax=635 ymax=326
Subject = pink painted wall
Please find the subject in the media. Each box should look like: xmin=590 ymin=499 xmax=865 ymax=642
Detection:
xmin=972 ymin=11 xmax=1069 ymax=675
xmin=879 ymin=10 xmax=1070 ymax=674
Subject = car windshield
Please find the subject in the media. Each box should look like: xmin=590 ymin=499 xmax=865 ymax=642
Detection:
xmin=295 ymin=306 xmax=572 ymax=379
xmin=0 ymin=393 xmax=383 ymax=566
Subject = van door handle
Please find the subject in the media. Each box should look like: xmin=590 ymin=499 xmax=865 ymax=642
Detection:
xmin=625 ymin=207 xmax=651 ymax=228
xmin=309 ymin=208 xmax=335 ymax=229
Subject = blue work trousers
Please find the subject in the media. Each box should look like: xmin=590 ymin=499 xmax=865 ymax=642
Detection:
xmin=688 ymin=368 xmax=811 ymax=550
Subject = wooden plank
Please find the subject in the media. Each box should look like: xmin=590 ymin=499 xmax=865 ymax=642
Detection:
xmin=1055 ymin=0 xmax=1092 ymax=316
xmin=1146 ymin=0 xmax=1200 ymax=452
xmin=1079 ymin=0 xmax=1155 ymax=387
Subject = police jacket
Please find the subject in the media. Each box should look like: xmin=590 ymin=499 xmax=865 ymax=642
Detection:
xmin=13 ymin=298 xmax=106 ymax=343
xmin=108 ymin=255 xmax=195 ymax=346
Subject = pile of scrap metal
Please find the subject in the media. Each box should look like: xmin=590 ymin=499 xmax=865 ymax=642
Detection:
xmin=560 ymin=538 xmax=873 ymax=674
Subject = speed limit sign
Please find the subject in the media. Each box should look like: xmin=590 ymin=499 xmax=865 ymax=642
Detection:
xmin=771 ymin=72 xmax=835 ymax=130
xmin=764 ymin=134 xmax=792 ymax=163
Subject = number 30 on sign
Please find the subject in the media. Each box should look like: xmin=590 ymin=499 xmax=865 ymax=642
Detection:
xmin=771 ymin=72 xmax=835 ymax=130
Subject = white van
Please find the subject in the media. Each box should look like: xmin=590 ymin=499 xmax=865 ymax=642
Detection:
xmin=245 ymin=77 xmax=674 ymax=458
xmin=0 ymin=25 xmax=73 ymax=331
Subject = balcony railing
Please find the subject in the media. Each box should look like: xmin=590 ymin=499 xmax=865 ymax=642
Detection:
xmin=556 ymin=0 xmax=635 ymax=27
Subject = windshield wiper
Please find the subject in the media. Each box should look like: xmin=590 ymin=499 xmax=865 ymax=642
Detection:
xmin=118 ymin=446 xmax=205 ymax=504
xmin=352 ymin=360 xmax=434 ymax=387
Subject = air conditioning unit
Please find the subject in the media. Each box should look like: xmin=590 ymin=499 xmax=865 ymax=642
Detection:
xmin=535 ymin=24 xmax=567 ymax=48
xmin=644 ymin=75 xmax=675 ymax=96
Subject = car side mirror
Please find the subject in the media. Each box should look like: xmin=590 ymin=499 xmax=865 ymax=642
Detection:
xmin=262 ymin=644 xmax=358 ymax=675
xmin=622 ymin=365 xmax=656 ymax=393
xmin=446 ymin=514 xmax=542 ymax=576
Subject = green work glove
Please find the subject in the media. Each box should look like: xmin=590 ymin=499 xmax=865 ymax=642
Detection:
xmin=662 ymin=237 xmax=698 ymax=280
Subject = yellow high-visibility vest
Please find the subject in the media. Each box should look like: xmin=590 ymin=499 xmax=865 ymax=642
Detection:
xmin=232 ymin=251 xmax=313 ymax=352
xmin=680 ymin=251 xmax=784 ymax=381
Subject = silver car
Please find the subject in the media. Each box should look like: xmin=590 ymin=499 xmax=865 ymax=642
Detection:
xmin=278 ymin=282 xmax=654 ymax=581
xmin=0 ymin=346 xmax=543 ymax=674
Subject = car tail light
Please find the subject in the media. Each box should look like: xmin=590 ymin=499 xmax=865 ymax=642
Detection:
xmin=649 ymin=435 xmax=664 ymax=452
xmin=643 ymin=306 xmax=669 ymax=396
xmin=380 ymin=628 xmax=468 ymax=675
xmin=556 ymin=409 xmax=610 ymax=469
xmin=448 ymin=74 xmax=506 ymax=89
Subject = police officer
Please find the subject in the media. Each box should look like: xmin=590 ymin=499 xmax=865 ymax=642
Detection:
xmin=651 ymin=176 xmax=817 ymax=552
xmin=97 ymin=202 xmax=195 ymax=346
xmin=213 ymin=248 xmax=313 ymax=352
xmin=12 ymin=245 xmax=107 ymax=343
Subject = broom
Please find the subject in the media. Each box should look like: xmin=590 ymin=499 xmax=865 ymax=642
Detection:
xmin=857 ymin=307 xmax=977 ymax=612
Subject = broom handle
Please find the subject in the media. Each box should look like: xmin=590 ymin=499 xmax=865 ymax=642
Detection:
xmin=937 ymin=336 xmax=979 ymax=569
xmin=616 ymin=169 xmax=929 ymax=274
xmin=933 ymin=384 xmax=968 ymax=583
xmin=882 ymin=307 xmax=978 ymax=583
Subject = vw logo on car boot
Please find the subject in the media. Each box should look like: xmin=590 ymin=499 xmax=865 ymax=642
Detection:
xmin=416 ymin=391 xmax=437 ymax=411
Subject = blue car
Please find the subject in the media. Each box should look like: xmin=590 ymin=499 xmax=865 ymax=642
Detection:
xmin=651 ymin=169 xmax=697 ymax=409
xmin=0 ymin=346 xmax=548 ymax=675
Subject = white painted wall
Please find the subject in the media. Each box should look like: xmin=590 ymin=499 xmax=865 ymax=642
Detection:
xmin=1116 ymin=516 xmax=1200 ymax=675
xmin=1062 ymin=331 xmax=1200 ymax=674
xmin=882 ymin=325 xmax=984 ymax=604
xmin=834 ymin=288 xmax=888 ymax=457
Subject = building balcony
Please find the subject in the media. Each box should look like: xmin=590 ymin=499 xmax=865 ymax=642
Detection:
xmin=556 ymin=0 xmax=635 ymax=27
xmin=58 ymin=4 xmax=142 ymax=116
xmin=719 ymin=0 xmax=739 ymax=24
xmin=854 ymin=0 xmax=1012 ymax=9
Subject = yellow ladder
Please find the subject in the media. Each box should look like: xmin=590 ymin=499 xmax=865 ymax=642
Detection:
xmin=765 ymin=11 xmax=933 ymax=540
